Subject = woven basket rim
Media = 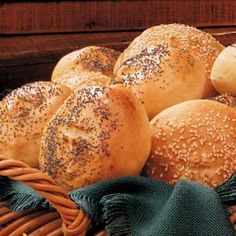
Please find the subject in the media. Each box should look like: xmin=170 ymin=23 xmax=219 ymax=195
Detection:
xmin=0 ymin=155 xmax=91 ymax=236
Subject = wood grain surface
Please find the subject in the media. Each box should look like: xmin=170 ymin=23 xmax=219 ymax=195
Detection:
xmin=0 ymin=0 xmax=235 ymax=35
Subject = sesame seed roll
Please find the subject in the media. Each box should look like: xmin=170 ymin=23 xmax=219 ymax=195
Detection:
xmin=115 ymin=36 xmax=206 ymax=119
xmin=114 ymin=24 xmax=224 ymax=119
xmin=144 ymin=99 xmax=236 ymax=188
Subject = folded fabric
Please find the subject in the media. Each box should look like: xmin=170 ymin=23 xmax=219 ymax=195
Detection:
xmin=0 ymin=176 xmax=235 ymax=236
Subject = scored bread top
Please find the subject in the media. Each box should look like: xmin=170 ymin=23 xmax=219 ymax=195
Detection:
xmin=0 ymin=81 xmax=71 ymax=167
xmin=114 ymin=23 xmax=224 ymax=97
xmin=40 ymin=85 xmax=151 ymax=191
xmin=114 ymin=37 xmax=206 ymax=119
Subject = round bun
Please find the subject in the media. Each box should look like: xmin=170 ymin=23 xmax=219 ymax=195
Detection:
xmin=210 ymin=44 xmax=236 ymax=95
xmin=0 ymin=81 xmax=71 ymax=168
xmin=40 ymin=85 xmax=151 ymax=191
xmin=114 ymin=37 xmax=206 ymax=119
xmin=51 ymin=46 xmax=120 ymax=89
xmin=143 ymin=99 xmax=236 ymax=188
xmin=115 ymin=24 xmax=224 ymax=99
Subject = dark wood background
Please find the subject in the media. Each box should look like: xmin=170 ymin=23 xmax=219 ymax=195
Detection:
xmin=0 ymin=0 xmax=236 ymax=95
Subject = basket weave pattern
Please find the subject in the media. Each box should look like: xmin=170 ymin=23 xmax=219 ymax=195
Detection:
xmin=0 ymin=154 xmax=236 ymax=235
xmin=0 ymin=155 xmax=90 ymax=236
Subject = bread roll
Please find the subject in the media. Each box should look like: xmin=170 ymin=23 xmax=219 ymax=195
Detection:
xmin=0 ymin=81 xmax=71 ymax=168
xmin=210 ymin=44 xmax=236 ymax=95
xmin=51 ymin=46 xmax=120 ymax=89
xmin=144 ymin=100 xmax=236 ymax=188
xmin=115 ymin=24 xmax=224 ymax=99
xmin=115 ymin=37 xmax=206 ymax=119
xmin=40 ymin=85 xmax=151 ymax=191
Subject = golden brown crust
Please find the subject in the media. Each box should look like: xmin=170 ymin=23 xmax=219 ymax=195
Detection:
xmin=51 ymin=46 xmax=121 ymax=89
xmin=40 ymin=85 xmax=151 ymax=191
xmin=115 ymin=37 xmax=206 ymax=119
xmin=210 ymin=45 xmax=236 ymax=95
xmin=114 ymin=23 xmax=224 ymax=98
xmin=0 ymin=81 xmax=71 ymax=168
xmin=144 ymin=100 xmax=236 ymax=188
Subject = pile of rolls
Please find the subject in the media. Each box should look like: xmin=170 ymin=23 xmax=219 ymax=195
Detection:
xmin=1 ymin=24 xmax=236 ymax=191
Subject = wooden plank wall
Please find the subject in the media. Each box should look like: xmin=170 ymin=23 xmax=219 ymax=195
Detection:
xmin=0 ymin=0 xmax=235 ymax=34
xmin=0 ymin=0 xmax=236 ymax=95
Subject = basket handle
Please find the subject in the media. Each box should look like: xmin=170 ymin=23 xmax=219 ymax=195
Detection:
xmin=0 ymin=155 xmax=91 ymax=236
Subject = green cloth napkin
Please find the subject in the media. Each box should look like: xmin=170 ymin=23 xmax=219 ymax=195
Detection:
xmin=0 ymin=176 xmax=235 ymax=236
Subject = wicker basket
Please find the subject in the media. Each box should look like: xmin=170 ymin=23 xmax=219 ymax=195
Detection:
xmin=0 ymin=155 xmax=105 ymax=236
xmin=0 ymin=154 xmax=235 ymax=236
